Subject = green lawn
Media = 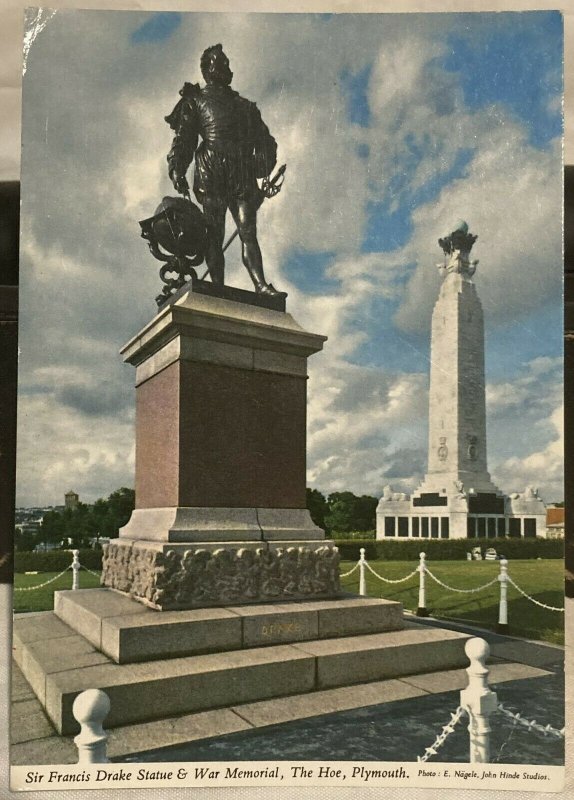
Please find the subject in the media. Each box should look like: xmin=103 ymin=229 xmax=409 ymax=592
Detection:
xmin=13 ymin=569 xmax=102 ymax=613
xmin=340 ymin=558 xmax=565 ymax=645
xmin=13 ymin=559 xmax=565 ymax=645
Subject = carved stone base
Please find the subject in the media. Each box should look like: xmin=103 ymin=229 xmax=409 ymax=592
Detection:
xmin=101 ymin=539 xmax=340 ymax=611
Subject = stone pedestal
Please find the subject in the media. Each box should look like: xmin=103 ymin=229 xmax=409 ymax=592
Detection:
xmin=13 ymin=590 xmax=471 ymax=734
xmin=102 ymin=286 xmax=337 ymax=609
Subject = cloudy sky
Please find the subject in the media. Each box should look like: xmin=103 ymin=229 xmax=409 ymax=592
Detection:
xmin=17 ymin=8 xmax=563 ymax=507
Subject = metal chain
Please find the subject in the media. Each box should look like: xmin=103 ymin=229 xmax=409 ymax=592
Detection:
xmin=365 ymin=561 xmax=419 ymax=585
xmin=424 ymin=567 xmax=499 ymax=594
xmin=497 ymin=705 xmax=565 ymax=739
xmin=417 ymin=706 xmax=466 ymax=762
xmin=14 ymin=565 xmax=72 ymax=592
xmin=79 ymin=564 xmax=102 ymax=578
xmin=339 ymin=561 xmax=360 ymax=579
xmin=506 ymin=576 xmax=564 ymax=612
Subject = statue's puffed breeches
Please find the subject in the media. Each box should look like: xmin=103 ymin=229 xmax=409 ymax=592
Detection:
xmin=193 ymin=144 xmax=260 ymax=205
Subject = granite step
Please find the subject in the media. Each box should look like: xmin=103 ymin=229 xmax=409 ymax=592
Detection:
xmin=13 ymin=611 xmax=469 ymax=735
xmin=53 ymin=589 xmax=404 ymax=663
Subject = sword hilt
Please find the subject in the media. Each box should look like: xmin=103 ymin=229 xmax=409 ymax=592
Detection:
xmin=262 ymin=164 xmax=287 ymax=198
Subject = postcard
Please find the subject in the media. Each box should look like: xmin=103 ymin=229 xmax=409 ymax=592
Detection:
xmin=8 ymin=5 xmax=566 ymax=794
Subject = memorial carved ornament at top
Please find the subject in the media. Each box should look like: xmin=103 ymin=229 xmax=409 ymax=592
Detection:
xmin=438 ymin=220 xmax=479 ymax=279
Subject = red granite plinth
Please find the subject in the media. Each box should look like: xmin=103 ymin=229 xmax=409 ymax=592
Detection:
xmin=135 ymin=358 xmax=307 ymax=509
xmin=116 ymin=288 xmax=327 ymax=546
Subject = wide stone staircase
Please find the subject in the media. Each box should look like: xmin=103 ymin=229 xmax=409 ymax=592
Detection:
xmin=13 ymin=589 xmax=470 ymax=736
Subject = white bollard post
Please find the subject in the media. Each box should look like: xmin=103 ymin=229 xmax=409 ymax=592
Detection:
xmin=460 ymin=638 xmax=498 ymax=763
xmin=497 ymin=558 xmax=509 ymax=633
xmin=416 ymin=552 xmax=428 ymax=617
xmin=359 ymin=548 xmax=367 ymax=596
xmin=73 ymin=689 xmax=111 ymax=764
xmin=72 ymin=549 xmax=81 ymax=590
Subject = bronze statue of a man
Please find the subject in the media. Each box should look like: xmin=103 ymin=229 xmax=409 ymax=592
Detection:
xmin=165 ymin=44 xmax=285 ymax=298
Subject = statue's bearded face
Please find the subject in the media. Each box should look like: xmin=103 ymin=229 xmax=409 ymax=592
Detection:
xmin=205 ymin=51 xmax=233 ymax=85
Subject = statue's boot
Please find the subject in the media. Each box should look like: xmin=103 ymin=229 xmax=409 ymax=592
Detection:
xmin=257 ymin=282 xmax=287 ymax=298
xmin=247 ymin=262 xmax=287 ymax=299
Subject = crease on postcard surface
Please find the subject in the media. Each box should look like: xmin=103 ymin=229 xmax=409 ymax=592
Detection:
xmin=23 ymin=7 xmax=57 ymax=75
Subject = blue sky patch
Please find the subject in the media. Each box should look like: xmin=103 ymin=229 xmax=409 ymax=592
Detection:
xmin=346 ymin=282 xmax=430 ymax=373
xmin=130 ymin=13 xmax=182 ymax=44
xmin=356 ymin=143 xmax=370 ymax=160
xmin=283 ymin=249 xmax=338 ymax=294
xmin=442 ymin=11 xmax=562 ymax=148
xmin=340 ymin=65 xmax=371 ymax=127
xmin=364 ymin=199 xmax=413 ymax=253
xmin=485 ymin=302 xmax=563 ymax=381
xmin=363 ymin=147 xmax=474 ymax=253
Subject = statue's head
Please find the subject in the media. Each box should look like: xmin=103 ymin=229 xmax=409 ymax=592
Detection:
xmin=201 ymin=44 xmax=233 ymax=86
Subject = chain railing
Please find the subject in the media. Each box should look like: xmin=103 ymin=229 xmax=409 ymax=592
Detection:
xmin=424 ymin=567 xmax=499 ymax=594
xmin=497 ymin=705 xmax=565 ymax=739
xmin=417 ymin=706 xmax=466 ymax=762
xmin=80 ymin=563 xmax=103 ymax=579
xmin=364 ymin=560 xmax=419 ymax=585
xmin=418 ymin=637 xmax=563 ymax=764
xmin=339 ymin=561 xmax=360 ymax=579
xmin=13 ymin=564 xmax=73 ymax=592
xmin=14 ymin=550 xmax=101 ymax=593
xmin=340 ymin=549 xmax=564 ymax=628
xmin=505 ymin=575 xmax=565 ymax=613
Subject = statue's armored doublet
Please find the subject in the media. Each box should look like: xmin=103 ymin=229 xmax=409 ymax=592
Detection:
xmin=194 ymin=85 xmax=259 ymax=151
xmin=166 ymin=83 xmax=277 ymax=203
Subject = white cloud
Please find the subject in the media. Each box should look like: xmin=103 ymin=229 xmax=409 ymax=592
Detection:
xmin=306 ymin=362 xmax=428 ymax=496
xmin=17 ymin=394 xmax=135 ymax=508
xmin=16 ymin=10 xmax=562 ymax=507
xmin=493 ymin=405 xmax=563 ymax=502
xmin=487 ymin=356 xmax=563 ymax=501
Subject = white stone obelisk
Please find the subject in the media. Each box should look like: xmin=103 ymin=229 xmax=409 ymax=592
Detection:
xmin=422 ymin=221 xmax=499 ymax=496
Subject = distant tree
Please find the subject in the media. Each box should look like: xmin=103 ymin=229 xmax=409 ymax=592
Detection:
xmin=353 ymin=494 xmax=379 ymax=531
xmin=38 ymin=487 xmax=135 ymax=549
xmin=324 ymin=492 xmax=355 ymax=533
xmin=306 ymin=488 xmax=328 ymax=530
xmin=63 ymin=503 xmax=93 ymax=548
xmin=106 ymin=487 xmax=135 ymax=531
xmin=324 ymin=491 xmax=378 ymax=534
xmin=40 ymin=509 xmax=65 ymax=547
xmin=14 ymin=527 xmax=36 ymax=552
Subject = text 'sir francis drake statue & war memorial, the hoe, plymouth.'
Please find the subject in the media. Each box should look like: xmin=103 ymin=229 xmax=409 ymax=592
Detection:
xmin=13 ymin=45 xmax=471 ymax=741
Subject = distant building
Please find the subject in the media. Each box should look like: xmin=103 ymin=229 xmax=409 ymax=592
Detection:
xmin=16 ymin=519 xmax=42 ymax=536
xmin=546 ymin=506 xmax=564 ymax=539
xmin=65 ymin=490 xmax=79 ymax=510
xmin=89 ymin=536 xmax=111 ymax=549
xmin=34 ymin=542 xmax=60 ymax=552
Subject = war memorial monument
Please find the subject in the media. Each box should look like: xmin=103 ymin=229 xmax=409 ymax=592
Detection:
xmin=376 ymin=223 xmax=546 ymax=541
xmin=13 ymin=45 xmax=470 ymax=740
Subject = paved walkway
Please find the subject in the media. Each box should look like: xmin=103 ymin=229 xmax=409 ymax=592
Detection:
xmin=10 ymin=617 xmax=564 ymax=766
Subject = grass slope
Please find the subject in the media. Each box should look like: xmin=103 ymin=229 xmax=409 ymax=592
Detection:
xmin=340 ymin=558 xmax=564 ymax=645
xmin=13 ymin=560 xmax=564 ymax=644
